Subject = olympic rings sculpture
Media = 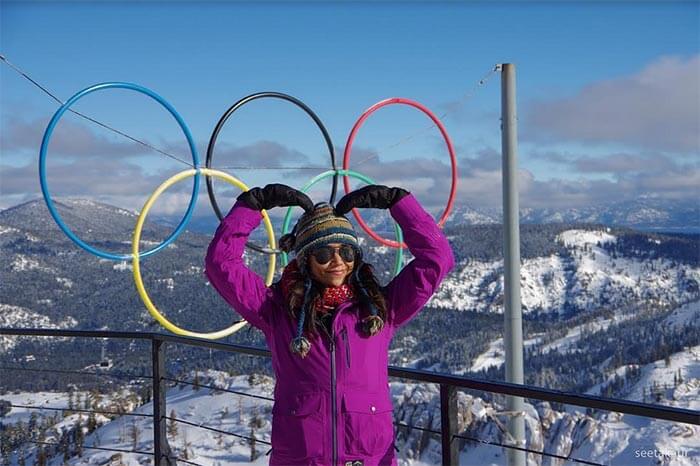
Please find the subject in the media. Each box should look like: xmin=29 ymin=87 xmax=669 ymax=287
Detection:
xmin=343 ymin=97 xmax=458 ymax=249
xmin=205 ymin=92 xmax=338 ymax=255
xmin=40 ymin=83 xmax=458 ymax=340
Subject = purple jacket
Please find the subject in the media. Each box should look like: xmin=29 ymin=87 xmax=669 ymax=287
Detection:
xmin=205 ymin=194 xmax=455 ymax=466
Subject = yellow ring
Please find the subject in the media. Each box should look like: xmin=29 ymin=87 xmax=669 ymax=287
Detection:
xmin=132 ymin=168 xmax=276 ymax=339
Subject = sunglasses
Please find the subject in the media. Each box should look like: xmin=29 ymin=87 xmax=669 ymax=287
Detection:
xmin=310 ymin=245 xmax=357 ymax=264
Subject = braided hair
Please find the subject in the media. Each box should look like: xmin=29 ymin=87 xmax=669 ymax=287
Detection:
xmin=280 ymin=255 xmax=387 ymax=358
xmin=278 ymin=202 xmax=387 ymax=358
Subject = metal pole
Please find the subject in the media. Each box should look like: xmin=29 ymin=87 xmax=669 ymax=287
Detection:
xmin=152 ymin=338 xmax=175 ymax=465
xmin=500 ymin=63 xmax=526 ymax=466
xmin=440 ymin=384 xmax=459 ymax=465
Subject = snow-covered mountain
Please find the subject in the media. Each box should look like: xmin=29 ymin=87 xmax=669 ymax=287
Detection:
xmin=444 ymin=197 xmax=700 ymax=232
xmin=431 ymin=228 xmax=700 ymax=315
xmin=4 ymin=198 xmax=695 ymax=333
xmin=1 ymin=199 xmax=698 ymax=388
xmin=1 ymin=198 xmax=699 ymax=465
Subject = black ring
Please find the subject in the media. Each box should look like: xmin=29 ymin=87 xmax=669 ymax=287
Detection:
xmin=206 ymin=92 xmax=338 ymax=255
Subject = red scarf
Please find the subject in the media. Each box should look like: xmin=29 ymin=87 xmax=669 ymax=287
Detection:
xmin=316 ymin=284 xmax=354 ymax=314
xmin=280 ymin=260 xmax=354 ymax=314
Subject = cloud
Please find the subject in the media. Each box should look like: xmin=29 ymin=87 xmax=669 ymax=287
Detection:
xmin=523 ymin=55 xmax=700 ymax=153
xmin=1 ymin=116 xmax=148 ymax=158
xmin=3 ymin=117 xmax=697 ymax=217
xmin=0 ymin=154 xmax=201 ymax=214
xmin=524 ymin=149 xmax=700 ymax=207
xmin=325 ymin=144 xmax=700 ymax=211
xmin=205 ymin=140 xmax=310 ymax=168
xmin=531 ymin=150 xmax=680 ymax=174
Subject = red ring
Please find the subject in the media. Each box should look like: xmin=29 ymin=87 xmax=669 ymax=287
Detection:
xmin=342 ymin=97 xmax=458 ymax=248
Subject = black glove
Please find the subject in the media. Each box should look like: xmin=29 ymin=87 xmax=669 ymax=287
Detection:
xmin=335 ymin=185 xmax=409 ymax=215
xmin=238 ymin=184 xmax=313 ymax=213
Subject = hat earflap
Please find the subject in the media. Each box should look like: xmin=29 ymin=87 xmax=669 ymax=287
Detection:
xmin=354 ymin=263 xmax=384 ymax=336
xmin=289 ymin=275 xmax=313 ymax=358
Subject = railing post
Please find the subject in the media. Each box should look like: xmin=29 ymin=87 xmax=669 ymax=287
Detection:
xmin=440 ymin=384 xmax=458 ymax=466
xmin=152 ymin=338 xmax=175 ymax=465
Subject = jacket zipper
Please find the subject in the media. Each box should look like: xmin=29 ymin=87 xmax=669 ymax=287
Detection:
xmin=342 ymin=329 xmax=351 ymax=368
xmin=321 ymin=321 xmax=338 ymax=465
xmin=331 ymin=334 xmax=337 ymax=466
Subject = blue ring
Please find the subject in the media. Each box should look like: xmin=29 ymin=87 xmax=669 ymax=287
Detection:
xmin=39 ymin=82 xmax=200 ymax=261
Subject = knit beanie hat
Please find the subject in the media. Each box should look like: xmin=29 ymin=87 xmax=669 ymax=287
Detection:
xmin=280 ymin=203 xmax=382 ymax=358
xmin=279 ymin=202 xmax=359 ymax=260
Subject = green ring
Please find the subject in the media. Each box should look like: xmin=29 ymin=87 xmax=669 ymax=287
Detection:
xmin=281 ymin=169 xmax=404 ymax=277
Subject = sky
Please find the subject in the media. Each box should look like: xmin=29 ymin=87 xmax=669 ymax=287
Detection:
xmin=1 ymin=1 xmax=698 ymax=227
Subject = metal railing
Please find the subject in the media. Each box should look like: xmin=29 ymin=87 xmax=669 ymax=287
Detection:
xmin=1 ymin=328 xmax=698 ymax=466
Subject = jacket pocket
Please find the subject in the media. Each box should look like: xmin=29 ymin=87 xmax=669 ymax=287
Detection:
xmin=271 ymin=391 xmax=325 ymax=460
xmin=342 ymin=329 xmax=351 ymax=368
xmin=342 ymin=392 xmax=394 ymax=458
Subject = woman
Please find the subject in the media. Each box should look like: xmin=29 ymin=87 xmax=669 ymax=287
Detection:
xmin=205 ymin=184 xmax=454 ymax=466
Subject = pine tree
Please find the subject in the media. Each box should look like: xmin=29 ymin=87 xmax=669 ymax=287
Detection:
xmin=67 ymin=390 xmax=75 ymax=416
xmin=61 ymin=427 xmax=70 ymax=463
xmin=90 ymin=389 xmax=102 ymax=411
xmin=167 ymin=409 xmax=179 ymax=438
xmin=36 ymin=448 xmax=47 ymax=466
xmin=87 ymin=411 xmax=98 ymax=433
xmin=75 ymin=419 xmax=85 ymax=457
xmin=250 ymin=427 xmax=257 ymax=462
xmin=182 ymin=429 xmax=191 ymax=460
xmin=130 ymin=419 xmax=140 ymax=450
xmin=28 ymin=412 xmax=38 ymax=434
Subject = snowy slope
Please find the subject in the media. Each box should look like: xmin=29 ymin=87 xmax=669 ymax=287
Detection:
xmin=0 ymin=304 xmax=77 ymax=351
xmin=5 ymin=362 xmax=697 ymax=466
xmin=430 ymin=229 xmax=700 ymax=315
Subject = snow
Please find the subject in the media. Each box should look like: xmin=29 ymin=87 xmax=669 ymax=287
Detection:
xmin=113 ymin=261 xmax=133 ymax=272
xmin=557 ymin=229 xmax=617 ymax=248
xmin=564 ymin=346 xmax=700 ymax=465
xmin=173 ymin=265 xmax=202 ymax=276
xmin=155 ymin=278 xmax=175 ymax=291
xmin=539 ymin=313 xmax=635 ymax=355
xmin=2 ymin=360 xmax=699 ymax=466
xmin=1 ymin=391 xmax=96 ymax=427
xmin=25 ymin=373 xmax=276 ymax=466
xmin=0 ymin=304 xmax=77 ymax=351
xmin=0 ymin=225 xmax=20 ymax=235
xmin=56 ymin=277 xmax=74 ymax=289
xmin=431 ymin=228 xmax=700 ymax=315
xmin=11 ymin=254 xmax=56 ymax=273
xmin=664 ymin=301 xmax=700 ymax=330
xmin=467 ymin=334 xmax=544 ymax=373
